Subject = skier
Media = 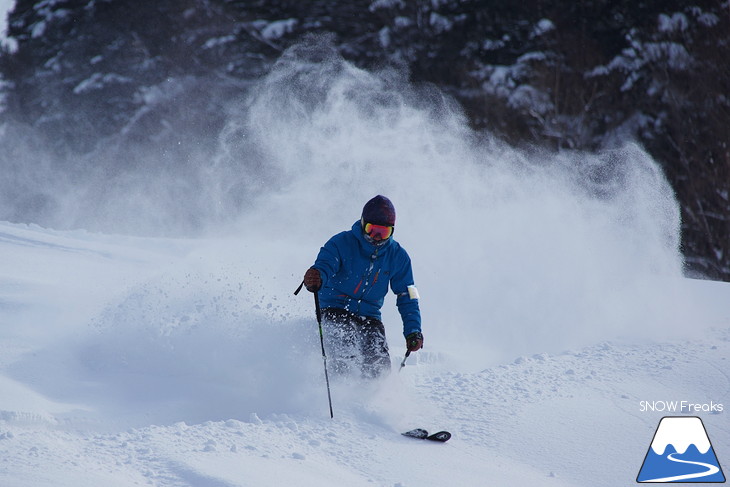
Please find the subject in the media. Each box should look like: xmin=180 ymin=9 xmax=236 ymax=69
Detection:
xmin=302 ymin=195 xmax=423 ymax=379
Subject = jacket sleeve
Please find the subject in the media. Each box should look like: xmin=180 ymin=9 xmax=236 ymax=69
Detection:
xmin=391 ymin=249 xmax=422 ymax=337
xmin=313 ymin=233 xmax=344 ymax=287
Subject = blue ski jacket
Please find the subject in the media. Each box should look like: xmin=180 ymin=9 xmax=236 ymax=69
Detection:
xmin=313 ymin=221 xmax=421 ymax=337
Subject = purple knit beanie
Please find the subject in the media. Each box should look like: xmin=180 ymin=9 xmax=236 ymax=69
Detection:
xmin=361 ymin=195 xmax=396 ymax=226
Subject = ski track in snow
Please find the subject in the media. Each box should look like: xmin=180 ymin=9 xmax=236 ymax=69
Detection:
xmin=0 ymin=222 xmax=728 ymax=487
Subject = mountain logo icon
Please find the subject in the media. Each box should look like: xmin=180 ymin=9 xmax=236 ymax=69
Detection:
xmin=637 ymin=416 xmax=726 ymax=483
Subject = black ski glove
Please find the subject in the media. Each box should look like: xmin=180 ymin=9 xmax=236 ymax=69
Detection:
xmin=303 ymin=267 xmax=322 ymax=293
xmin=406 ymin=332 xmax=423 ymax=352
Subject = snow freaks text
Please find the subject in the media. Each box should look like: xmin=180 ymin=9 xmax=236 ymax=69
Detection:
xmin=639 ymin=401 xmax=724 ymax=413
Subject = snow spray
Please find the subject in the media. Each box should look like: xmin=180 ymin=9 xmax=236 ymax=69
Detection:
xmin=230 ymin=37 xmax=689 ymax=369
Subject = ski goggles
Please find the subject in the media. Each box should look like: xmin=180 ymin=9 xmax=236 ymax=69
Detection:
xmin=363 ymin=222 xmax=394 ymax=240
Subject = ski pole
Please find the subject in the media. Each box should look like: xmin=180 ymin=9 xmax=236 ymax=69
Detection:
xmin=313 ymin=291 xmax=334 ymax=418
xmin=294 ymin=281 xmax=334 ymax=417
xmin=398 ymin=350 xmax=411 ymax=372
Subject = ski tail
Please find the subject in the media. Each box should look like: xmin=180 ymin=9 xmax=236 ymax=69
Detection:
xmin=402 ymin=428 xmax=429 ymax=439
xmin=402 ymin=429 xmax=451 ymax=442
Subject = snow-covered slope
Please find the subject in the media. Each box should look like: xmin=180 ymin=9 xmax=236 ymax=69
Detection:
xmin=0 ymin=221 xmax=727 ymax=487
xmin=1 ymin=46 xmax=728 ymax=486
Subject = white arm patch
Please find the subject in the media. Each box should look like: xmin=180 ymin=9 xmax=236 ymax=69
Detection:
xmin=407 ymin=285 xmax=420 ymax=300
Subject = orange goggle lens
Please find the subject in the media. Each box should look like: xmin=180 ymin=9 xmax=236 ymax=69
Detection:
xmin=364 ymin=222 xmax=393 ymax=240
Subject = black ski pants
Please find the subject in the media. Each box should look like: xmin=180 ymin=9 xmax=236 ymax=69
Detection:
xmin=321 ymin=307 xmax=391 ymax=379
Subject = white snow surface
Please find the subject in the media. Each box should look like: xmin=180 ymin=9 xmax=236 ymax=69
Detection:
xmin=0 ymin=220 xmax=728 ymax=487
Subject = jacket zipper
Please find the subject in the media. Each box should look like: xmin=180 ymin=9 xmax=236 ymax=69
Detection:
xmin=353 ymin=247 xmax=379 ymax=304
